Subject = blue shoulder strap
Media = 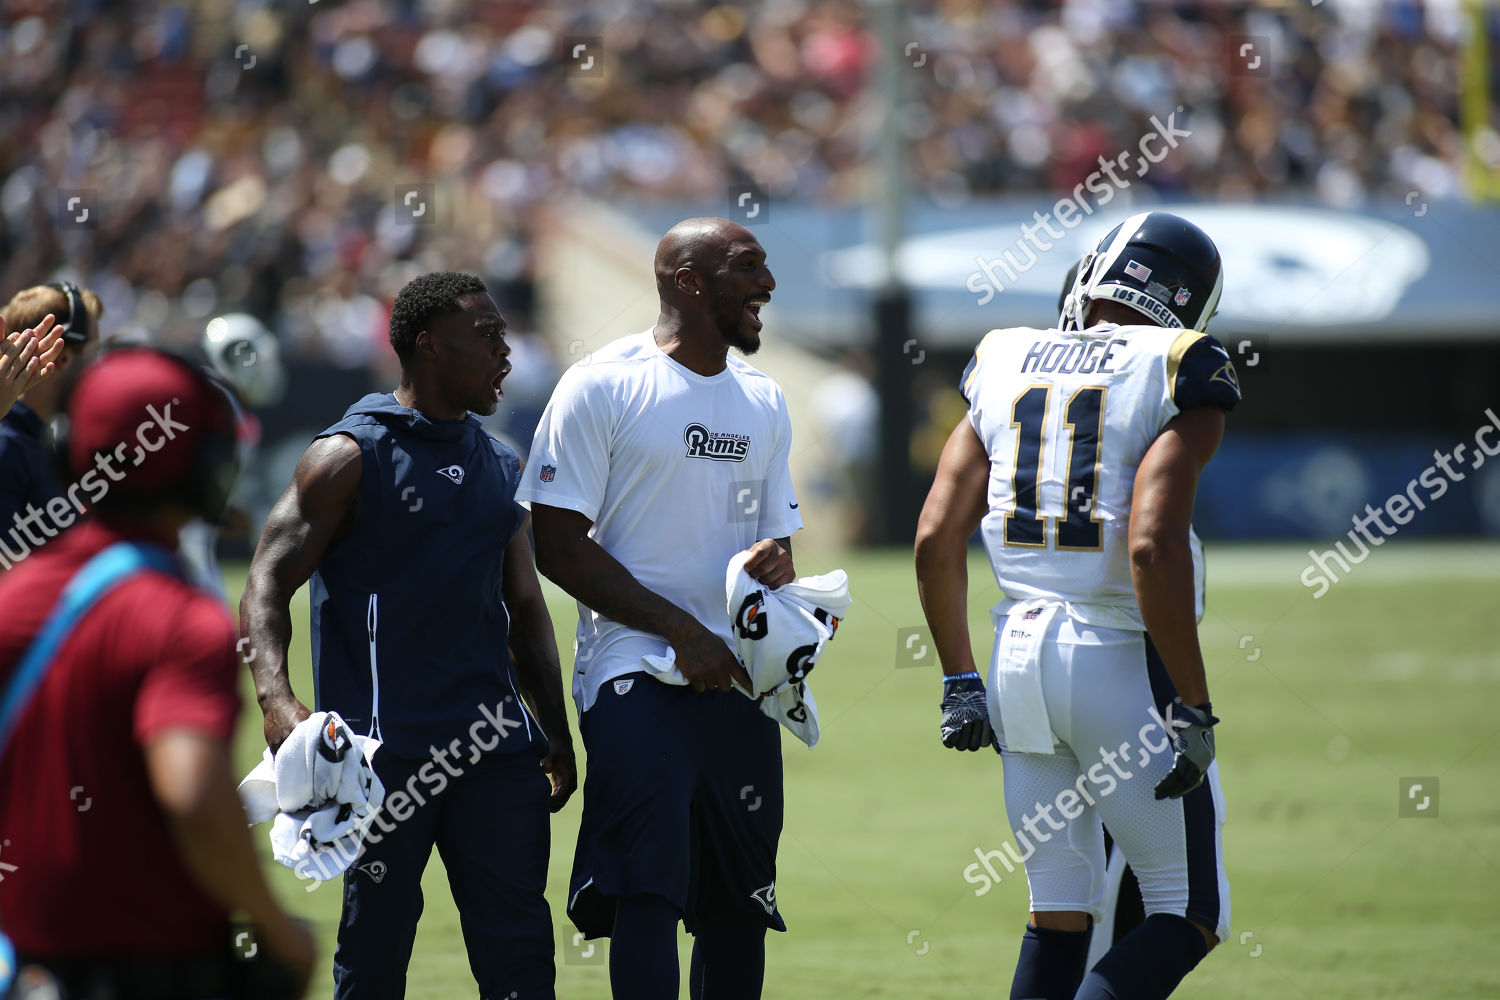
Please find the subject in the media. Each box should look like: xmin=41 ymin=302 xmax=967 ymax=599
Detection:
xmin=0 ymin=541 xmax=179 ymax=755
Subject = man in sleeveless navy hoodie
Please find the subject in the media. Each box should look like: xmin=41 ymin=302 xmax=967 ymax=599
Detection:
xmin=241 ymin=272 xmax=576 ymax=999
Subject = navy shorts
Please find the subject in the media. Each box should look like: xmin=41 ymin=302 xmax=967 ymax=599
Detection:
xmin=567 ymin=672 xmax=786 ymax=939
xmin=334 ymin=748 xmax=554 ymax=999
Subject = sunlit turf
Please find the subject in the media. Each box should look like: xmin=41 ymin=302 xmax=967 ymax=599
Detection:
xmin=225 ymin=540 xmax=1500 ymax=998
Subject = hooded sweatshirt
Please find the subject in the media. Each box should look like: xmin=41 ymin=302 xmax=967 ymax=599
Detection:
xmin=308 ymin=393 xmax=541 ymax=760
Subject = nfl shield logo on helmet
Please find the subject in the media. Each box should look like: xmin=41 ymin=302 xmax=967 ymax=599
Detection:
xmin=1174 ymin=287 xmax=1191 ymax=307
xmin=539 ymin=464 xmax=556 ymax=483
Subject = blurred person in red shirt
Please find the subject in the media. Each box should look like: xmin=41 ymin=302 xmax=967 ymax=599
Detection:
xmin=0 ymin=347 xmax=315 ymax=999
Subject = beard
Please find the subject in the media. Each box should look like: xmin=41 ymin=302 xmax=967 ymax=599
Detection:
xmin=711 ymin=288 xmax=760 ymax=356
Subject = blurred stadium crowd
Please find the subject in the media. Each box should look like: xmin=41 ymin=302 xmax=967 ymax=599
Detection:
xmin=0 ymin=0 xmax=1484 ymax=366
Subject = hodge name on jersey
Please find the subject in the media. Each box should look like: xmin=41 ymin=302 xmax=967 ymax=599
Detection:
xmin=961 ymin=321 xmax=1240 ymax=632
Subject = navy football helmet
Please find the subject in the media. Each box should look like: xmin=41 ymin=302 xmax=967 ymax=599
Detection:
xmin=1063 ymin=212 xmax=1223 ymax=332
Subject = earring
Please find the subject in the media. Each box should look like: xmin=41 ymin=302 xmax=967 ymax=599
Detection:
xmin=695 ymin=290 xmax=700 ymax=295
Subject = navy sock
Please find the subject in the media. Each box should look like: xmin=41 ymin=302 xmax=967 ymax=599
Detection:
xmin=1008 ymin=923 xmax=1093 ymax=1000
xmin=609 ymin=894 xmax=682 ymax=1000
xmin=689 ymin=919 xmax=767 ymax=1000
xmin=1074 ymin=913 xmax=1211 ymax=1000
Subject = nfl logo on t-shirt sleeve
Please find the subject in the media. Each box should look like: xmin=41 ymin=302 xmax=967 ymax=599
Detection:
xmin=539 ymin=464 xmax=556 ymax=483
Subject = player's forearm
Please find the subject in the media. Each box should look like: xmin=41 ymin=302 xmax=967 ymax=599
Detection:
xmin=536 ymin=534 xmax=699 ymax=643
xmin=1131 ymin=535 xmax=1209 ymax=706
xmin=239 ymin=568 xmax=298 ymax=707
xmin=508 ymin=599 xmax=572 ymax=744
xmin=914 ymin=530 xmax=979 ymax=676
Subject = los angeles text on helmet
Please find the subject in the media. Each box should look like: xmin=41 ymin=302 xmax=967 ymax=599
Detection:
xmin=966 ymin=110 xmax=1193 ymax=307
xmin=1096 ymin=285 xmax=1183 ymax=329
xmin=0 ymin=401 xmax=191 ymax=570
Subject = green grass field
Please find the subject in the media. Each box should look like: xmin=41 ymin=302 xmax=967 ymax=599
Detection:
xmin=226 ymin=540 xmax=1500 ymax=999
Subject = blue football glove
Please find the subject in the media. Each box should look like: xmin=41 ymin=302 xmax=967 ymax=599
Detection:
xmin=1153 ymin=702 xmax=1219 ymax=799
xmin=939 ymin=674 xmax=997 ymax=752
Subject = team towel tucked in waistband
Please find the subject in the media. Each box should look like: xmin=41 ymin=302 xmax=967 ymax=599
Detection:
xmin=641 ymin=549 xmax=851 ymax=748
xmin=988 ymin=601 xmax=1061 ymax=754
xmin=238 ymin=711 xmax=385 ymax=881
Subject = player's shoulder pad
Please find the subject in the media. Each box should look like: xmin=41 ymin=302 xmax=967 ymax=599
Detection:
xmin=1168 ymin=331 xmax=1241 ymax=411
xmin=959 ymin=329 xmax=1009 ymax=403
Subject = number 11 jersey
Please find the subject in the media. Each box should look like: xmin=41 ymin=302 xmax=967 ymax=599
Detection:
xmin=960 ymin=322 xmax=1241 ymax=631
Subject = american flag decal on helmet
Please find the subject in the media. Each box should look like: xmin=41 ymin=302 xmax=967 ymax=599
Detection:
xmin=1123 ymin=259 xmax=1152 ymax=281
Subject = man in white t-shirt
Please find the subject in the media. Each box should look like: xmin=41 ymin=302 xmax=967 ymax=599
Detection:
xmin=518 ymin=217 xmax=802 ymax=1000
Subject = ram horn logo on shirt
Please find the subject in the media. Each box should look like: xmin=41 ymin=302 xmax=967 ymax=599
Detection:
xmin=684 ymin=423 xmax=750 ymax=462
xmin=751 ymin=882 xmax=777 ymax=915
xmin=1210 ymin=361 xmax=1241 ymax=396
xmin=436 ymin=464 xmax=465 ymax=485
xmin=539 ymin=464 xmax=556 ymax=483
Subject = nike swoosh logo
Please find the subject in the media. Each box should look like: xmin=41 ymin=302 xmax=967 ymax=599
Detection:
xmin=789 ymin=503 xmax=799 ymax=509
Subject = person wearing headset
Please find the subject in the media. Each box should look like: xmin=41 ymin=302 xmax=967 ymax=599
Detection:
xmin=0 ymin=347 xmax=315 ymax=999
xmin=0 ymin=282 xmax=104 ymax=551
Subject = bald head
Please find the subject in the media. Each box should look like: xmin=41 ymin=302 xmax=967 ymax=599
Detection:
xmin=652 ymin=216 xmax=775 ymax=359
xmin=653 ymin=217 xmax=758 ymax=296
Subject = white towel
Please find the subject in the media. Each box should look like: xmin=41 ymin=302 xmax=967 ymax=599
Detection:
xmin=641 ymin=550 xmax=850 ymax=748
xmin=238 ymin=711 xmax=385 ymax=881
xmin=988 ymin=601 xmax=1060 ymax=754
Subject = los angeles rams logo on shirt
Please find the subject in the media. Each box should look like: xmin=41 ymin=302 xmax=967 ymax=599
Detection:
xmin=683 ymin=423 xmax=750 ymax=462
xmin=436 ymin=464 xmax=465 ymax=485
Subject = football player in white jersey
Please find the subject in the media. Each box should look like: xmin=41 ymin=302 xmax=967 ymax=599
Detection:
xmin=1057 ymin=255 xmax=1151 ymax=972
xmin=915 ymin=212 xmax=1240 ymax=1000
xmin=519 ymin=218 xmax=802 ymax=999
